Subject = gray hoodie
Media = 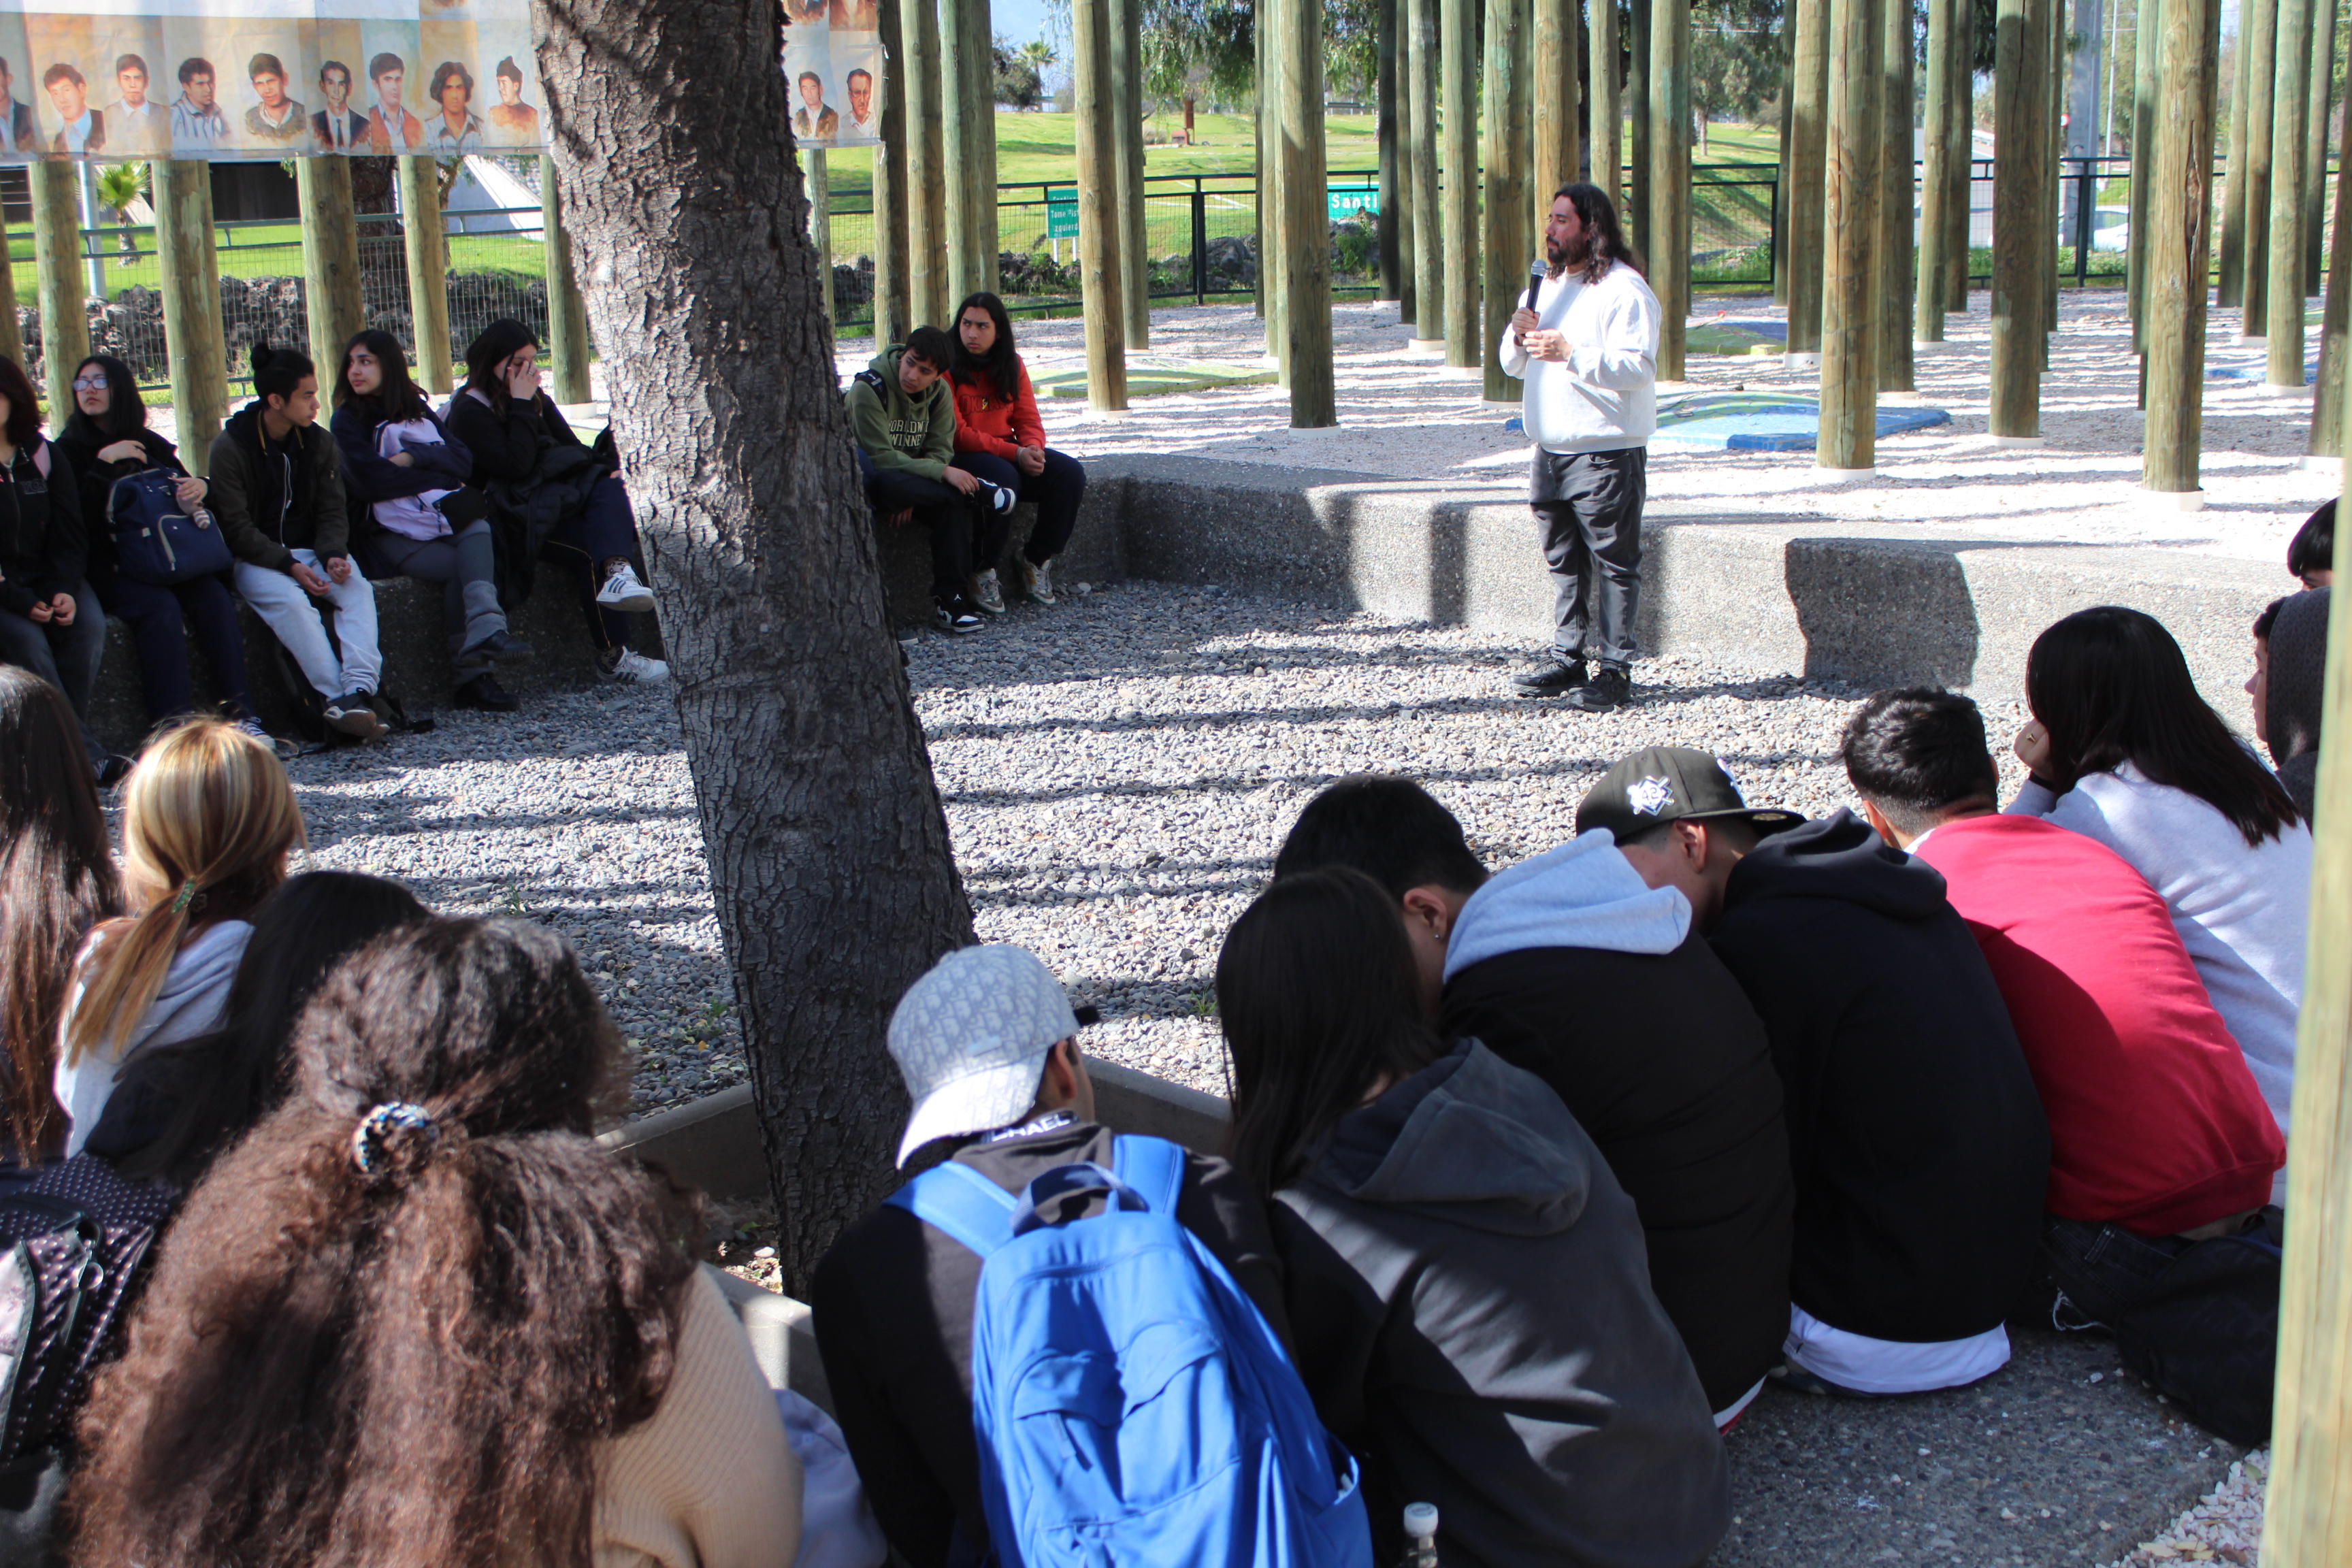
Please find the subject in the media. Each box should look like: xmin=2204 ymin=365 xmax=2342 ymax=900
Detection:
xmin=1273 ymin=1040 xmax=1730 ymax=1568
xmin=54 ymin=919 xmax=252 ymax=1156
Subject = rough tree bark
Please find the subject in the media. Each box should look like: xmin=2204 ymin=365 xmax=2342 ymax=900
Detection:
xmin=535 ymin=0 xmax=978 ymax=1290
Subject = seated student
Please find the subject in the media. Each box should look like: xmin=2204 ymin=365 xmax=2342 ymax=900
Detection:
xmin=845 ymin=325 xmax=1017 ymax=636
xmin=66 ymin=918 xmax=804 ymax=1568
xmin=211 ymin=344 xmax=387 ymax=741
xmin=1842 ymin=687 xmax=2285 ymax=1230
xmin=333 ymin=330 xmax=534 ymax=713
xmin=84 ymin=869 xmax=428 ymax=1187
xmin=54 ymin=719 xmax=305 ymax=1155
xmin=947 ymin=291 xmax=1086 ymax=610
xmin=447 ymin=319 xmax=668 ymax=686
xmin=1219 ymin=867 xmax=1729 ymax=1568
xmin=2252 ymin=589 xmax=2327 ymax=824
xmin=811 ymin=943 xmax=1288 ymax=1568
xmin=57 ymin=355 xmax=287 ymax=754
xmin=0 ymin=355 xmax=116 ymax=780
xmin=2008 ymin=606 xmax=2310 ymax=1154
xmin=1273 ymin=774 xmax=1795 ymax=1426
xmin=2288 ymin=497 xmax=2332 ymax=589
xmin=1585 ymin=747 xmax=2050 ymax=1397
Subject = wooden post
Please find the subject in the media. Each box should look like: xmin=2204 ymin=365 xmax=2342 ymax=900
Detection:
xmin=152 ymin=161 xmax=225 ymax=468
xmin=1820 ymin=0 xmax=1883 ymax=468
xmin=2257 ymin=294 xmax=2352 ymax=1568
xmin=1592 ymin=0 xmax=1624 ymax=217
xmin=2302 ymin=0 xmax=2336 ymax=293
xmin=1486 ymin=0 xmax=1535 ymax=402
xmin=2240 ymin=0 xmax=2280 ymax=333
xmin=1409 ymin=0 xmax=1445 ymax=339
xmin=1879 ymin=0 xmax=1914 ymax=389
xmin=1112 ymin=0 xmax=1149 ymax=344
xmin=28 ymin=162 xmax=87 ymax=422
xmin=1379 ymin=0 xmax=1407 ymax=304
xmin=1442 ymin=0 xmax=1482 ymax=365
xmin=1260 ymin=3 xmax=1288 ymax=372
xmin=1788 ymin=0 xmax=1831 ymax=361
xmin=2266 ymin=0 xmax=2315 ymax=380
xmin=1776 ymin=12 xmax=1797 ymax=305
xmin=397 ymin=156 xmax=452 ymax=393
xmin=2042 ymin=0 xmax=2061 ymax=352
xmin=2127 ymin=0 xmax=2162 ymax=349
xmin=1650 ymin=0 xmax=1689 ymax=380
xmin=1281 ymin=0 xmax=1339 ymax=424
xmin=295 ymin=157 xmax=365 ymax=387
xmin=875 ymin=0 xmax=913 ymax=346
xmin=1945 ymin=2 xmax=1972 ymax=309
xmin=1918 ymin=0 xmax=1957 ymax=338
xmin=811 ymin=149 xmax=837 ymax=327
xmin=1991 ymin=0 xmax=2047 ymax=439
xmin=2219 ymin=3 xmax=2255 ymax=308
xmin=1074 ymin=0 xmax=1128 ymax=408
xmin=1533 ymin=0 xmax=1582 ymax=235
xmin=1630 ymin=0 xmax=1653 ymax=246
xmin=541 ymin=157 xmax=595 ymax=405
xmin=907 ymin=0 xmax=950 ymax=328
xmin=2140 ymin=0 xmax=2218 ymax=494
xmin=2310 ymin=78 xmax=2352 ymax=456
xmin=943 ymin=0 xmax=996 ymax=306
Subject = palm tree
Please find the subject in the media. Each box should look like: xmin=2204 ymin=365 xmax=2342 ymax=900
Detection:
xmin=95 ymin=161 xmax=150 ymax=259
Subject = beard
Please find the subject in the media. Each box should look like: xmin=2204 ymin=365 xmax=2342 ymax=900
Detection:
xmin=1547 ymin=229 xmax=1596 ymax=273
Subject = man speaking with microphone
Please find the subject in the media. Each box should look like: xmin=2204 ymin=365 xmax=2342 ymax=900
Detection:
xmin=1501 ymin=182 xmax=1662 ymax=711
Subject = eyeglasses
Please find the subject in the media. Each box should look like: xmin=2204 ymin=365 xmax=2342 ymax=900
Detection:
xmin=72 ymin=374 xmax=109 ymax=391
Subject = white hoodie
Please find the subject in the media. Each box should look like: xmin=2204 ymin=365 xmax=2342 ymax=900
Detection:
xmin=1443 ymin=831 xmax=1691 ymax=981
xmin=1497 ymin=261 xmax=1663 ymax=456
xmin=54 ymin=919 xmax=253 ymax=1156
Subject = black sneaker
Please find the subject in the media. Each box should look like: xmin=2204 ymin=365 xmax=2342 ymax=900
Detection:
xmin=1511 ymin=653 xmax=1589 ymax=697
xmin=1565 ymin=666 xmax=1633 ymax=711
xmin=454 ymin=674 xmax=521 ymax=711
xmin=973 ymin=478 xmax=1017 ymax=514
xmin=457 ymin=628 xmax=536 ymax=664
xmin=934 ymin=595 xmax=986 ymax=634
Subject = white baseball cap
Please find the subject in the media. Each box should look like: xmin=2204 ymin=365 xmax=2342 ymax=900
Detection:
xmin=887 ymin=945 xmax=1081 ymax=1166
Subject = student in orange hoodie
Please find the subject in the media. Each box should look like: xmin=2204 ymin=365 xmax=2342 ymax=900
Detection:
xmin=947 ymin=291 xmax=1087 ymax=612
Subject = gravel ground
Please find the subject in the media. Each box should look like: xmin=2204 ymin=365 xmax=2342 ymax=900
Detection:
xmin=2104 ymin=1450 xmax=2268 ymax=1565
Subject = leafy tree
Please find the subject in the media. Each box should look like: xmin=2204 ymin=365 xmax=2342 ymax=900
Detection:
xmin=995 ymin=31 xmax=1048 ymax=106
xmin=96 ymin=162 xmax=149 ymax=258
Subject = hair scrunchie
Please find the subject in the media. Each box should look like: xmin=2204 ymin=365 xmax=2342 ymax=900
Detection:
xmin=169 ymin=879 xmax=204 ymax=915
xmin=350 ymin=1101 xmax=440 ymax=1177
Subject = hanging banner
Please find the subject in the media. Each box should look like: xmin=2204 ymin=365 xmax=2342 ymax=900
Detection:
xmin=7 ymin=0 xmax=881 ymax=161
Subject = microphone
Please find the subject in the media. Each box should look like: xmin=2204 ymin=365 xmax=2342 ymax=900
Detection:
xmin=1524 ymin=256 xmax=1547 ymax=312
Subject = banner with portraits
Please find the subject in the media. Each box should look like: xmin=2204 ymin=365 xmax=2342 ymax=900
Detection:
xmin=780 ymin=0 xmax=881 ymax=149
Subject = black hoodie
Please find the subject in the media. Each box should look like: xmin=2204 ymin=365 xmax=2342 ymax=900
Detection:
xmin=1275 ymin=1041 xmax=1729 ymax=1568
xmin=1709 ymin=811 xmax=2049 ymax=1345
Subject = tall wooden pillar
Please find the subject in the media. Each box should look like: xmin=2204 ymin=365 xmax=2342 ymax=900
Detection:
xmin=1408 ymin=0 xmax=1445 ymax=339
xmin=1485 ymin=0 xmax=1535 ymax=401
xmin=1878 ymin=0 xmax=1914 ymax=389
xmin=1918 ymin=0 xmax=1957 ymax=338
xmin=1787 ymin=0 xmax=1831 ymax=361
xmin=943 ymin=0 xmax=998 ymax=306
xmin=811 ymin=150 xmax=837 ymax=327
xmin=2042 ymin=0 xmax=2062 ymax=349
xmin=1592 ymin=0 xmax=1624 ymax=212
xmin=2302 ymin=0 xmax=2336 ymax=293
xmin=1258 ymin=6 xmax=1281 ymax=345
xmin=2140 ymin=0 xmax=2218 ymax=494
xmin=1629 ymin=0 xmax=1653 ymax=246
xmin=1379 ymin=0 xmax=1407 ymax=304
xmin=397 ymin=157 xmax=452 ymax=393
xmin=2309 ymin=76 xmax=2352 ymax=457
xmin=1650 ymin=0 xmax=1690 ymax=379
xmin=1280 ymin=0 xmax=1338 ymax=423
xmin=1820 ymin=0 xmax=1883 ymax=468
xmin=1533 ymin=0 xmax=1582 ymax=233
xmin=153 ymin=161 xmax=224 ymax=466
xmin=1944 ymin=2 xmax=1971 ymax=308
xmin=2219 ymin=4 xmax=2255 ymax=308
xmin=2240 ymin=0 xmax=2281 ymax=333
xmin=1112 ymin=0 xmax=1149 ymax=344
xmin=1441 ymin=0 xmax=1482 ymax=365
xmin=1991 ymin=0 xmax=2048 ymax=439
xmin=1776 ymin=13 xmax=1797 ymax=305
xmin=540 ymin=158 xmax=593 ymax=404
xmin=2266 ymin=0 xmax=2315 ymax=381
xmin=1074 ymin=0 xmax=1128 ymax=408
xmin=875 ymin=0 xmax=913 ymax=346
xmin=2127 ymin=0 xmax=2163 ymax=348
xmin=295 ymin=157 xmax=365 ymax=386
xmin=906 ymin=0 xmax=950 ymax=328
xmin=29 ymin=163 xmax=86 ymax=421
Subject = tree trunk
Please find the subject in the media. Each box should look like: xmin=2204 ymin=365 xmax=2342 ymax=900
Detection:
xmin=534 ymin=0 xmax=978 ymax=1291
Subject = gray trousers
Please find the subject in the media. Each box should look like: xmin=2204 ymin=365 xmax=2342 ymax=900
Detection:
xmin=1530 ymin=446 xmax=1646 ymax=670
xmin=0 ymin=580 xmax=108 ymax=767
xmin=369 ymin=519 xmax=508 ymax=683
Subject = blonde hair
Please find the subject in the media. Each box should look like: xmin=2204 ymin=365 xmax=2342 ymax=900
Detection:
xmin=65 ymin=721 xmax=306 ymax=1068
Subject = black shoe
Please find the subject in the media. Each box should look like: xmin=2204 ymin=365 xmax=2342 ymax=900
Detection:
xmin=1564 ymin=666 xmax=1632 ymax=711
xmin=454 ymin=674 xmax=521 ymax=711
xmin=1511 ymin=653 xmax=1590 ymax=697
xmin=934 ymin=595 xmax=986 ymax=634
xmin=458 ymin=628 xmax=536 ymax=665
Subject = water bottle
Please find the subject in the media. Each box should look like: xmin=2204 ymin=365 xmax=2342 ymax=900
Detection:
xmin=1399 ymin=1501 xmax=1439 ymax=1568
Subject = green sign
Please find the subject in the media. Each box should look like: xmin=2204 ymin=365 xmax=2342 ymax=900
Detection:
xmin=1328 ymin=184 xmax=1379 ymax=220
xmin=1047 ymin=190 xmax=1079 ymax=238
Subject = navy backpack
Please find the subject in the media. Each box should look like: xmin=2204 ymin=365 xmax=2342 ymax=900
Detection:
xmin=887 ymin=1134 xmax=1373 ymax=1568
xmin=107 ymin=469 xmax=232 ymax=586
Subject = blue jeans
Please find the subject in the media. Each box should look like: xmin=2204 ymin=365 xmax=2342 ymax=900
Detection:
xmin=86 ymin=561 xmax=258 ymax=725
xmin=950 ymin=448 xmax=1086 ymax=566
xmin=541 ymin=474 xmax=643 ymax=655
xmin=0 ymin=581 xmax=108 ymax=767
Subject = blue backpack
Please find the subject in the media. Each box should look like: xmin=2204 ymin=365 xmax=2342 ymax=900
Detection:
xmin=887 ymin=1134 xmax=1373 ymax=1568
xmin=107 ymin=469 xmax=232 ymax=586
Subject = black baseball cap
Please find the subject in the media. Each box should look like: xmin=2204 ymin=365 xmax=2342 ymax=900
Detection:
xmin=1575 ymin=746 xmax=1805 ymax=841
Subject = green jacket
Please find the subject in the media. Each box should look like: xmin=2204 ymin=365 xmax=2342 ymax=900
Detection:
xmin=845 ymin=347 xmax=955 ymax=480
xmin=206 ymin=401 xmax=351 ymax=572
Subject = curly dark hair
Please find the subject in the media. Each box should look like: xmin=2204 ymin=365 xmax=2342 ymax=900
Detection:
xmin=67 ymin=917 xmax=699 ymax=1568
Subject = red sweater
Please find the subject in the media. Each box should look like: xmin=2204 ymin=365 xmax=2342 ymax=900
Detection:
xmin=949 ymin=361 xmax=1045 ymax=459
xmin=1912 ymin=813 xmax=2283 ymax=1235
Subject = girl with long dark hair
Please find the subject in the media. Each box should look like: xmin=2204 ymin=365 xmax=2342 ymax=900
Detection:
xmin=333 ymin=329 xmax=534 ymax=712
xmin=0 ymin=667 xmax=118 ymax=1162
xmin=1218 ymin=866 xmax=1729 ymax=1568
xmin=67 ymin=918 xmax=803 ymax=1567
xmin=57 ymin=354 xmax=284 ymax=752
xmin=948 ymin=291 xmax=1087 ymax=611
xmin=448 ymin=319 xmax=668 ymax=685
xmin=2010 ymin=605 xmax=2310 ymax=1181
xmin=0 ymin=355 xmax=116 ymax=779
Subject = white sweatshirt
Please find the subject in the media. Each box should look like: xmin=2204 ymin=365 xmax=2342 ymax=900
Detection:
xmin=54 ymin=919 xmax=253 ymax=1156
xmin=1497 ymin=261 xmax=1663 ymax=455
xmin=2007 ymin=764 xmax=2310 ymax=1158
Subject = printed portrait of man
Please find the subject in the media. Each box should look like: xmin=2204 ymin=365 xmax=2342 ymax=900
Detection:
xmin=42 ymin=63 xmax=101 ymax=155
xmin=243 ymin=52 xmax=307 ymax=144
xmin=791 ymin=68 xmax=837 ymax=144
xmin=171 ymin=56 xmax=229 ymax=150
xmin=103 ymin=54 xmax=168 ymax=154
xmin=312 ymin=59 xmax=367 ymax=150
xmin=426 ymin=59 xmax=481 ymax=153
xmin=485 ymin=55 xmax=538 ymax=142
xmin=364 ymin=50 xmax=423 ymax=152
xmin=843 ymin=66 xmax=877 ymax=135
xmin=0 ymin=58 xmax=33 ymax=151
xmin=830 ymin=0 xmax=882 ymax=29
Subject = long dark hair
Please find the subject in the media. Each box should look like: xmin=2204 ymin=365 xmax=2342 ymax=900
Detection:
xmin=105 ymin=871 xmax=430 ymax=1187
xmin=0 ymin=668 xmax=119 ymax=1161
xmin=952 ymin=290 xmax=1022 ymax=402
xmin=0 ymin=357 xmax=42 ymax=450
xmin=61 ymin=355 xmax=150 ymax=445
xmin=67 ymin=917 xmax=698 ymax=1568
xmin=463 ymin=317 xmax=542 ymax=416
xmin=2026 ymin=605 xmax=2301 ymax=847
xmin=1554 ymin=181 xmax=1646 ymax=284
xmin=1216 ymin=866 xmax=1442 ymax=1193
xmin=333 ymin=329 xmax=429 ymax=422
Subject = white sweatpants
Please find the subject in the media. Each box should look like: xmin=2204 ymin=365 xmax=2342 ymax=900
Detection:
xmin=233 ymin=549 xmax=382 ymax=700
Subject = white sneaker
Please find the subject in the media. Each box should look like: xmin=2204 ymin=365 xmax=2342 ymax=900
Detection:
xmin=599 ymin=647 xmax=670 ymax=684
xmin=971 ymin=569 xmax=1008 ymax=615
xmin=595 ymin=564 xmax=657 ymax=614
xmin=233 ymin=717 xmax=300 ymax=761
xmin=1019 ymin=557 xmax=1056 ymax=606
xmin=976 ymin=478 xmax=1017 ymax=514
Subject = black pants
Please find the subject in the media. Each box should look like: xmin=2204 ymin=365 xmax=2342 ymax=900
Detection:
xmin=85 ymin=562 xmax=258 ymax=725
xmin=1530 ymin=446 xmax=1646 ymax=670
xmin=0 ymin=583 xmax=108 ymax=768
xmin=862 ymin=453 xmax=997 ymax=599
xmin=951 ymin=448 xmax=1086 ymax=566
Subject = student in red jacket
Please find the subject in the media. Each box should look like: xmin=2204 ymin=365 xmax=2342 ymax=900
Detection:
xmin=948 ymin=291 xmax=1086 ymax=612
